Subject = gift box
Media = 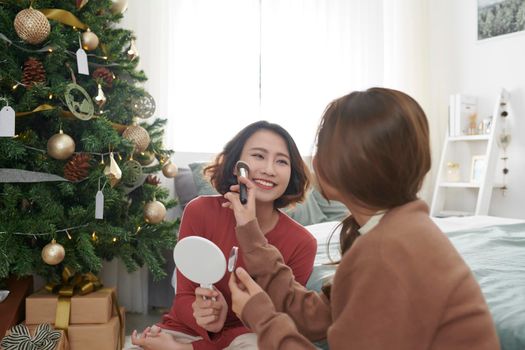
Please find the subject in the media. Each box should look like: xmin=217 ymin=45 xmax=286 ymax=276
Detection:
xmin=25 ymin=307 xmax=124 ymax=350
xmin=2 ymin=324 xmax=69 ymax=350
xmin=66 ymin=307 xmax=125 ymax=350
xmin=0 ymin=276 xmax=33 ymax=337
xmin=26 ymin=287 xmax=114 ymax=325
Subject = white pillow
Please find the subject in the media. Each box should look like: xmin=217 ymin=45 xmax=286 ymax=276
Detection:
xmin=305 ymin=221 xmax=342 ymax=265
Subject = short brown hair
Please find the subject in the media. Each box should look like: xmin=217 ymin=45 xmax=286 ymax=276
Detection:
xmin=204 ymin=121 xmax=310 ymax=208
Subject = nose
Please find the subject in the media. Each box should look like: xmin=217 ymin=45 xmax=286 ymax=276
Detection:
xmin=262 ymin=159 xmax=276 ymax=176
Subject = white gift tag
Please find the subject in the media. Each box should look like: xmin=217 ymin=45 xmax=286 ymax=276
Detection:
xmin=76 ymin=48 xmax=89 ymax=75
xmin=0 ymin=106 xmax=15 ymax=137
xmin=95 ymin=190 xmax=104 ymax=219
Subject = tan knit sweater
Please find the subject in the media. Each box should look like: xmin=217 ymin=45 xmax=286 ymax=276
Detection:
xmin=236 ymin=200 xmax=500 ymax=350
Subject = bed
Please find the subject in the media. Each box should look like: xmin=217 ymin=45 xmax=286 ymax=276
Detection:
xmin=305 ymin=216 xmax=525 ymax=350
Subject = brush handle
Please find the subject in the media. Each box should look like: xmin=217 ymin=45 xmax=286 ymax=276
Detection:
xmin=239 ymin=183 xmax=247 ymax=204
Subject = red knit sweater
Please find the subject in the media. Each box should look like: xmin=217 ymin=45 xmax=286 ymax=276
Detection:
xmin=159 ymin=196 xmax=317 ymax=350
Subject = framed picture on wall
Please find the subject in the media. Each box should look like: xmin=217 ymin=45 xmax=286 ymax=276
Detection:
xmin=478 ymin=0 xmax=525 ymax=40
xmin=470 ymin=155 xmax=486 ymax=183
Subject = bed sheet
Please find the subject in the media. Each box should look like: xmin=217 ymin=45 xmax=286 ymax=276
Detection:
xmin=305 ymin=217 xmax=525 ymax=350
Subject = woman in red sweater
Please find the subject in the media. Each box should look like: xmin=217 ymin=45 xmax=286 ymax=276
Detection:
xmin=225 ymin=88 xmax=500 ymax=349
xmin=131 ymin=121 xmax=317 ymax=350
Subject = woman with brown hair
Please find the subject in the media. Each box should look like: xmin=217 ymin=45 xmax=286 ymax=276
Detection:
xmin=131 ymin=121 xmax=317 ymax=350
xmin=225 ymin=88 xmax=500 ymax=349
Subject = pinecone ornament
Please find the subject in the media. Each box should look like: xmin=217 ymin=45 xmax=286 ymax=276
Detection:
xmin=92 ymin=67 xmax=114 ymax=88
xmin=64 ymin=153 xmax=92 ymax=182
xmin=22 ymin=57 xmax=46 ymax=88
xmin=146 ymin=174 xmax=161 ymax=186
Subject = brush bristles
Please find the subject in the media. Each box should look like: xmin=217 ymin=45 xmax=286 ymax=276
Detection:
xmin=236 ymin=161 xmax=250 ymax=177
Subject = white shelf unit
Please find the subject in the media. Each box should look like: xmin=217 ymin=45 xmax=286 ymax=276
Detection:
xmin=430 ymin=89 xmax=510 ymax=217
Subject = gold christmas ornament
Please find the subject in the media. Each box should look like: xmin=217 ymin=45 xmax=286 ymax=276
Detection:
xmin=42 ymin=239 xmax=65 ymax=265
xmin=144 ymin=200 xmax=166 ymax=224
xmin=104 ymin=152 xmax=122 ymax=187
xmin=110 ymin=0 xmax=129 ymax=14
xmin=65 ymin=83 xmax=95 ymax=121
xmin=122 ymin=125 xmax=150 ymax=152
xmin=133 ymin=92 xmax=156 ymax=119
xmin=94 ymin=84 xmax=107 ymax=108
xmin=122 ymin=159 xmax=143 ymax=186
xmin=136 ymin=151 xmax=156 ymax=166
xmin=127 ymin=40 xmax=139 ymax=61
xmin=47 ymin=130 xmax=75 ymax=160
xmin=14 ymin=8 xmax=51 ymax=45
xmin=162 ymin=161 xmax=178 ymax=178
xmin=82 ymin=29 xmax=99 ymax=51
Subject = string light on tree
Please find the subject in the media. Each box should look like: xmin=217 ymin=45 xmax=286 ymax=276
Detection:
xmin=41 ymin=239 xmax=65 ymax=265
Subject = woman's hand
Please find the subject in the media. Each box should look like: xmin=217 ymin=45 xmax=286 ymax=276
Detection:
xmin=228 ymin=267 xmax=264 ymax=318
xmin=223 ymin=176 xmax=257 ymax=227
xmin=130 ymin=326 xmax=191 ymax=350
xmin=192 ymin=287 xmax=228 ymax=333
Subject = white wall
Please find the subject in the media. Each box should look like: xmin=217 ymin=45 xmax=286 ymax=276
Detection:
xmin=428 ymin=0 xmax=525 ymax=219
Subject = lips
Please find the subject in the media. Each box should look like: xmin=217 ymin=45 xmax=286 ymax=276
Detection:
xmin=253 ymin=178 xmax=276 ymax=190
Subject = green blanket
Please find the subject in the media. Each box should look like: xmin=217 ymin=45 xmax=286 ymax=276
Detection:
xmin=307 ymin=223 xmax=525 ymax=349
xmin=447 ymin=223 xmax=525 ymax=350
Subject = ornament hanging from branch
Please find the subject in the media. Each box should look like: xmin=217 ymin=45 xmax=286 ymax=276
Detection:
xmin=47 ymin=129 xmax=75 ymax=160
xmin=136 ymin=151 xmax=156 ymax=166
xmin=162 ymin=160 xmax=178 ymax=178
xmin=127 ymin=39 xmax=139 ymax=61
xmin=133 ymin=92 xmax=156 ymax=119
xmin=110 ymin=0 xmax=129 ymax=14
xmin=14 ymin=7 xmax=50 ymax=45
xmin=82 ymin=29 xmax=99 ymax=51
xmin=122 ymin=125 xmax=150 ymax=153
xmin=93 ymin=83 xmax=107 ymax=110
xmin=42 ymin=239 xmax=65 ymax=265
xmin=104 ymin=152 xmax=122 ymax=187
xmin=144 ymin=200 xmax=166 ymax=224
xmin=122 ymin=159 xmax=143 ymax=187
xmin=65 ymin=83 xmax=95 ymax=120
xmin=21 ymin=57 xmax=46 ymax=88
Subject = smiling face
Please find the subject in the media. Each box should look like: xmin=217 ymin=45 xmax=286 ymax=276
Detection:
xmin=238 ymin=129 xmax=292 ymax=204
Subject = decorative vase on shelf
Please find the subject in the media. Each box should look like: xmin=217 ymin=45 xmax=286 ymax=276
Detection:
xmin=446 ymin=162 xmax=461 ymax=182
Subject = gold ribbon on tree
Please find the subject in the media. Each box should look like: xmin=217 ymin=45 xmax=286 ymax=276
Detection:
xmin=38 ymin=9 xmax=88 ymax=30
xmin=15 ymin=104 xmax=75 ymax=118
xmin=43 ymin=267 xmax=123 ymax=350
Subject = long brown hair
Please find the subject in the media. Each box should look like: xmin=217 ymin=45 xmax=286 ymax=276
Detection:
xmin=316 ymin=88 xmax=431 ymax=296
xmin=204 ymin=121 xmax=310 ymax=208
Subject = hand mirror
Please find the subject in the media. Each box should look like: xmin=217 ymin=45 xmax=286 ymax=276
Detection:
xmin=173 ymin=236 xmax=226 ymax=291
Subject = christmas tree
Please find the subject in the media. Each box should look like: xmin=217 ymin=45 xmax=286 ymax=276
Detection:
xmin=0 ymin=0 xmax=178 ymax=285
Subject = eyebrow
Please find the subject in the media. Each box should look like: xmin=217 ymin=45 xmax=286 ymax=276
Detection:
xmin=248 ymin=147 xmax=290 ymax=159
